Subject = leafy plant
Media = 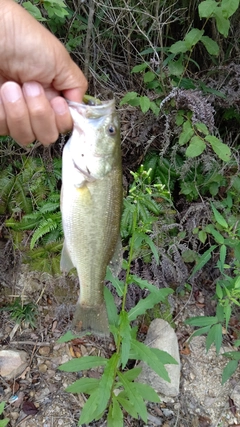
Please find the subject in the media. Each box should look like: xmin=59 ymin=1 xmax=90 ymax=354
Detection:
xmin=22 ymin=0 xmax=69 ymax=23
xmin=185 ymin=199 xmax=240 ymax=383
xmin=59 ymin=223 xmax=175 ymax=426
xmin=3 ymin=154 xmax=63 ymax=273
xmin=0 ymin=298 xmax=38 ymax=328
xmin=121 ymin=163 xmax=172 ymax=241
xmin=176 ymin=110 xmax=231 ymax=162
xmin=0 ymin=402 xmax=9 ymax=427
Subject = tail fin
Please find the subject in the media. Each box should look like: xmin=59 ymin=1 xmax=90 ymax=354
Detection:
xmin=72 ymin=303 xmax=110 ymax=337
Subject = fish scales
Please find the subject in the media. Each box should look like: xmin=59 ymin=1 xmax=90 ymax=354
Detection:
xmin=61 ymin=98 xmax=122 ymax=336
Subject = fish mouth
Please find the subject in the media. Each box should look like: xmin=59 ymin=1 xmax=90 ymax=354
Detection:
xmin=73 ymin=160 xmax=96 ymax=182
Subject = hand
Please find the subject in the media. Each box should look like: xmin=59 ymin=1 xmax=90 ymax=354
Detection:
xmin=0 ymin=0 xmax=88 ymax=146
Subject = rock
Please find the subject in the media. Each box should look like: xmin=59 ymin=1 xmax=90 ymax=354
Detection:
xmin=0 ymin=350 xmax=28 ymax=380
xmin=137 ymin=319 xmax=180 ymax=397
xmin=230 ymin=384 xmax=240 ymax=408
xmin=38 ymin=346 xmax=50 ymax=356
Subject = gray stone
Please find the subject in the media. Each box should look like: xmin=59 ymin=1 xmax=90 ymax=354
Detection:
xmin=0 ymin=349 xmax=28 ymax=379
xmin=137 ymin=319 xmax=180 ymax=396
xmin=230 ymin=384 xmax=240 ymax=408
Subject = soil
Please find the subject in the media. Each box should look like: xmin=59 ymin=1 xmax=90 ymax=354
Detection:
xmin=1 ymin=261 xmax=240 ymax=427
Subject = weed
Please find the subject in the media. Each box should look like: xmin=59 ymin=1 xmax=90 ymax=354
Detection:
xmin=0 ymin=298 xmax=38 ymax=329
xmin=59 ymin=213 xmax=175 ymax=426
xmin=185 ymin=198 xmax=240 ymax=383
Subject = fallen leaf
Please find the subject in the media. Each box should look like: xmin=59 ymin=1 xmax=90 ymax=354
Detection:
xmin=180 ymin=342 xmax=191 ymax=355
xmin=22 ymin=400 xmax=38 ymax=416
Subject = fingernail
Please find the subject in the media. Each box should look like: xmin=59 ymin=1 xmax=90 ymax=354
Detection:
xmin=1 ymin=82 xmax=22 ymax=103
xmin=23 ymin=82 xmax=42 ymax=97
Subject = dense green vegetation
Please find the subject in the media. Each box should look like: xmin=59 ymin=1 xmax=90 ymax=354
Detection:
xmin=1 ymin=0 xmax=240 ymax=424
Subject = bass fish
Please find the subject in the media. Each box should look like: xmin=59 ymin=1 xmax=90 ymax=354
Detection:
xmin=60 ymin=98 xmax=122 ymax=337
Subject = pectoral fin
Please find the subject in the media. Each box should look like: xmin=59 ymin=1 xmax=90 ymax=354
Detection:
xmin=60 ymin=241 xmax=74 ymax=273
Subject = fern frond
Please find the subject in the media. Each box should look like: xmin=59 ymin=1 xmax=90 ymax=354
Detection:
xmin=30 ymin=218 xmax=59 ymax=249
xmin=12 ymin=178 xmax=33 ymax=214
xmin=38 ymin=199 xmax=60 ymax=214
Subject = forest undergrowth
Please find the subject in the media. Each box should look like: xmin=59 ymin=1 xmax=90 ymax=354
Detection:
xmin=1 ymin=0 xmax=240 ymax=425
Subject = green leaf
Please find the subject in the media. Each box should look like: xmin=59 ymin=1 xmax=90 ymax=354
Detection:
xmin=198 ymin=230 xmax=207 ymax=243
xmin=189 ymin=245 xmax=217 ymax=278
xmin=131 ymin=63 xmax=149 ymax=73
xmin=220 ymin=244 xmax=227 ymax=269
xmin=210 ymin=203 xmax=228 ymax=228
xmin=131 ymin=274 xmax=173 ymax=298
xmin=22 ymin=2 xmax=47 ymax=21
xmin=150 ymin=101 xmax=160 ymax=116
xmin=134 ymin=382 xmax=160 ymax=403
xmin=216 ymin=283 xmax=223 ymax=299
xmin=214 ymin=9 xmax=230 ymax=37
xmin=222 ymin=0 xmax=239 ymax=18
xmin=194 ymin=122 xmax=209 ymax=135
xmin=224 ymin=304 xmax=231 ymax=329
xmin=206 ymin=135 xmax=231 ymax=161
xmin=232 ymin=176 xmax=240 ymax=192
xmin=185 ymin=28 xmax=204 ymax=49
xmin=186 ymin=136 xmax=206 ymax=157
xmin=107 ymin=397 xmax=123 ymax=427
xmin=106 ymin=267 xmax=124 ymax=297
xmin=133 ymin=232 xmax=159 ymax=264
xmin=58 ymin=356 xmax=107 ymax=372
xmin=168 ymin=57 xmax=184 ymax=76
xmin=151 ymin=348 xmax=178 ymax=365
xmin=0 ymin=402 xmax=5 ymax=415
xmin=97 ymin=355 xmax=119 ymax=415
xmin=129 ymin=339 xmax=170 ymax=382
xmin=0 ymin=420 xmax=10 ymax=427
xmin=66 ymin=377 xmax=100 ymax=394
xmin=200 ymin=36 xmax=219 ymax=56
xmin=169 ymin=40 xmax=189 ymax=54
xmin=117 ymin=372 xmax=148 ymax=422
xmin=222 ymin=359 xmax=238 ymax=384
xmin=79 ymin=353 xmax=119 ymax=424
xmin=120 ymin=367 xmax=142 ymax=382
xmin=104 ymin=286 xmax=119 ymax=327
xmin=57 ymin=331 xmax=88 ymax=343
xmin=185 ymin=316 xmax=218 ymax=327
xmin=120 ymin=92 xmax=138 ymax=105
xmin=206 ymin=323 xmax=222 ymax=354
xmin=198 ymin=0 xmax=218 ymax=18
xmin=78 ymin=390 xmax=101 ymax=425
xmin=116 ymin=393 xmax=138 ymax=418
xmin=235 ymin=276 xmax=240 ymax=289
xmin=144 ymin=71 xmax=156 ymax=83
xmin=119 ymin=311 xmax=132 ymax=368
xmin=222 ymin=351 xmax=240 ymax=360
xmin=128 ymin=291 xmax=168 ymax=321
xmin=191 ymin=325 xmax=212 ymax=338
xmin=205 ymin=224 xmax=224 ymax=244
xmin=179 ymin=121 xmax=194 ymax=145
xmin=139 ymin=96 xmax=151 ymax=113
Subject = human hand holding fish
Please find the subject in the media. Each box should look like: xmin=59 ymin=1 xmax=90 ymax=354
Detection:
xmin=61 ymin=98 xmax=122 ymax=337
xmin=0 ymin=0 xmax=87 ymax=146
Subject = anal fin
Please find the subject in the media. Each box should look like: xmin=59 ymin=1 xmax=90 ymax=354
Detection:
xmin=60 ymin=241 xmax=74 ymax=273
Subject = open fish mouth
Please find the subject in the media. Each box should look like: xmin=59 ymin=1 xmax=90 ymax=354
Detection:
xmin=66 ymin=98 xmax=115 ymax=119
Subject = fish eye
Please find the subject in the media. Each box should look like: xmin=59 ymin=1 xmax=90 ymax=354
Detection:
xmin=108 ymin=125 xmax=116 ymax=136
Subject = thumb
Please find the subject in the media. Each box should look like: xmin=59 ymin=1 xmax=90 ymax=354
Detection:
xmin=53 ymin=54 xmax=88 ymax=103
